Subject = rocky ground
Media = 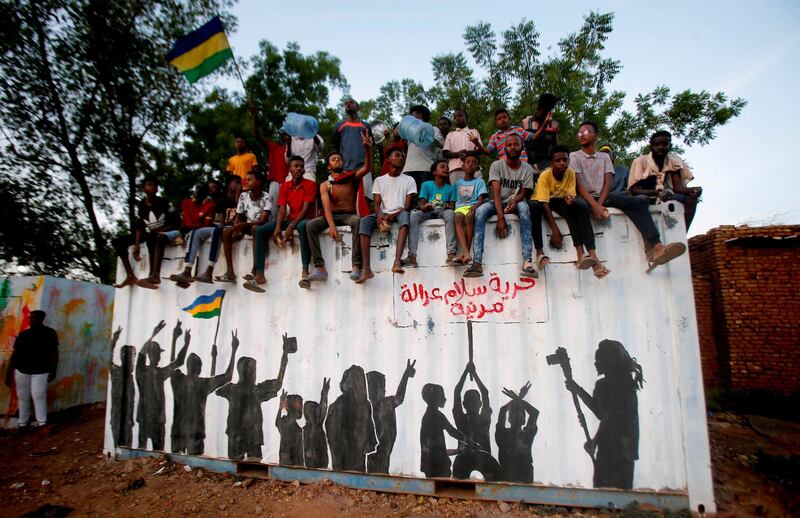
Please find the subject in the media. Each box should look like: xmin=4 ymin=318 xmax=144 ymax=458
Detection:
xmin=1 ymin=404 xmax=797 ymax=517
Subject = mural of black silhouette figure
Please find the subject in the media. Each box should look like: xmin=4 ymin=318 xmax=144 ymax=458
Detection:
xmin=303 ymin=377 xmax=330 ymax=469
xmin=495 ymin=382 xmax=539 ymax=483
xmin=564 ymin=339 xmax=644 ymax=490
xmin=135 ymin=320 xmax=189 ymax=450
xmin=325 ymin=365 xmax=377 ymax=472
xmin=366 ymin=359 xmax=417 ymax=474
xmin=276 ymin=390 xmax=304 ymax=466
xmin=170 ymin=330 xmax=239 ymax=455
xmin=110 ymin=326 xmax=135 ymax=448
xmin=419 ymin=383 xmax=476 ymax=478
xmin=452 ymin=361 xmax=501 ymax=481
xmin=216 ymin=333 xmax=294 ymax=460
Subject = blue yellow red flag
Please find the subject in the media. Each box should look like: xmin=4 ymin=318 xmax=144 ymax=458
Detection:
xmin=166 ymin=16 xmax=232 ymax=84
xmin=182 ymin=290 xmax=225 ymax=319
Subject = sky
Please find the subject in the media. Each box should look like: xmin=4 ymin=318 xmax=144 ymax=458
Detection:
xmin=213 ymin=0 xmax=800 ymax=237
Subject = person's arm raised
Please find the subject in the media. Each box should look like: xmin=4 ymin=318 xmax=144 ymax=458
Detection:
xmin=354 ymin=131 xmax=373 ymax=180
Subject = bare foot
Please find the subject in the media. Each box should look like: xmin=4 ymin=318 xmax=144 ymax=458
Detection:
xmin=115 ymin=276 xmax=137 ymax=289
xmin=391 ymin=263 xmax=405 ymax=274
xmin=355 ymin=270 xmax=375 ymax=284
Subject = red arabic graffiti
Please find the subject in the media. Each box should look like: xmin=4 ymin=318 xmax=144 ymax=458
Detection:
xmin=399 ymin=273 xmax=536 ymax=320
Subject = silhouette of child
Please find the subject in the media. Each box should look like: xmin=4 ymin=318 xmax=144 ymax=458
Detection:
xmin=303 ymin=378 xmax=330 ymax=469
xmin=276 ymin=390 xmax=304 ymax=466
xmin=495 ymin=382 xmax=539 ymax=483
xmin=419 ymin=383 xmax=474 ymax=478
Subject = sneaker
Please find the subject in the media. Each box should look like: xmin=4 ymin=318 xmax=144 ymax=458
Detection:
xmin=307 ymin=270 xmax=328 ymax=282
xmin=401 ymin=256 xmax=418 ymax=268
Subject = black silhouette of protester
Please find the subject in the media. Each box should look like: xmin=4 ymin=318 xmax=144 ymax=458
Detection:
xmin=135 ymin=320 xmax=189 ymax=450
xmin=110 ymin=327 xmax=135 ymax=448
xmin=564 ymin=339 xmax=644 ymax=489
xmin=452 ymin=361 xmax=501 ymax=481
xmin=171 ymin=330 xmax=239 ymax=455
xmin=419 ymin=383 xmax=476 ymax=478
xmin=276 ymin=390 xmax=304 ymax=466
xmin=303 ymin=377 xmax=330 ymax=469
xmin=216 ymin=334 xmax=293 ymax=460
xmin=495 ymin=382 xmax=539 ymax=483
xmin=325 ymin=365 xmax=377 ymax=472
xmin=366 ymin=359 xmax=417 ymax=474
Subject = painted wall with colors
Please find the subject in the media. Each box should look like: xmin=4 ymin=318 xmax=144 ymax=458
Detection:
xmin=1 ymin=276 xmax=114 ymax=418
xmin=104 ymin=204 xmax=715 ymax=512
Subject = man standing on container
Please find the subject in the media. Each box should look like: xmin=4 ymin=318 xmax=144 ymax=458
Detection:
xmin=333 ymin=99 xmax=374 ymax=206
xmin=401 ymin=104 xmax=442 ymax=192
xmin=442 ymin=109 xmax=483 ymax=184
xmin=4 ymin=310 xmax=58 ymax=428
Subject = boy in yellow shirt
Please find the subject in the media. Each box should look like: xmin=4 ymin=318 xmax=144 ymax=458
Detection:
xmin=529 ymin=145 xmax=608 ymax=279
xmin=227 ymin=136 xmax=258 ymax=183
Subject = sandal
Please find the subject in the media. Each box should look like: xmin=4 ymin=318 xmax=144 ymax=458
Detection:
xmin=298 ymin=278 xmax=311 ymax=290
xmin=521 ymin=261 xmax=539 ymax=279
xmin=242 ymin=273 xmax=255 ymax=281
xmin=401 ymin=256 xmax=418 ymax=268
xmin=536 ymin=255 xmax=550 ymax=269
xmin=593 ymin=265 xmax=611 ymax=279
xmin=576 ymin=256 xmax=599 ymax=270
xmin=214 ymin=273 xmax=237 ymax=283
xmin=463 ymin=263 xmax=484 ymax=278
xmin=243 ymin=280 xmax=266 ymax=293
xmin=651 ymin=242 xmax=686 ymax=266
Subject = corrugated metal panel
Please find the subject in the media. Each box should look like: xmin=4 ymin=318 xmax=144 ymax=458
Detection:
xmin=104 ymin=203 xmax=714 ymax=512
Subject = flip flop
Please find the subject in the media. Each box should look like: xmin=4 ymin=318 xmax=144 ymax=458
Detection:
xmin=243 ymin=280 xmax=266 ymax=293
xmin=576 ymin=256 xmax=599 ymax=270
xmin=536 ymin=256 xmax=550 ymax=269
xmin=593 ymin=265 xmax=610 ymax=279
xmin=214 ymin=273 xmax=237 ymax=283
xmin=651 ymin=242 xmax=687 ymax=266
xmin=298 ymin=279 xmax=311 ymax=290
xmin=242 ymin=272 xmax=255 ymax=281
xmin=348 ymin=270 xmax=361 ymax=281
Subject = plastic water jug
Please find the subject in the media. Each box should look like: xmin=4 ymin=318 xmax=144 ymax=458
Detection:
xmin=398 ymin=115 xmax=434 ymax=148
xmin=282 ymin=113 xmax=318 ymax=140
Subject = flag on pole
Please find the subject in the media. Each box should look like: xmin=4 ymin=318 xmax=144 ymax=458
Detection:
xmin=166 ymin=16 xmax=233 ymax=84
xmin=182 ymin=290 xmax=226 ymax=319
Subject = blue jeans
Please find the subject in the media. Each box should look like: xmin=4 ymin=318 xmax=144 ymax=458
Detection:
xmin=253 ymin=219 xmax=310 ymax=271
xmin=472 ymin=201 xmax=532 ymax=264
xmin=408 ymin=208 xmax=456 ymax=256
xmin=359 ymin=210 xmax=411 ymax=235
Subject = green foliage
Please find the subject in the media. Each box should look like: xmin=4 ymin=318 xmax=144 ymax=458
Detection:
xmin=0 ymin=0 xmax=231 ymax=281
xmin=365 ymin=11 xmax=745 ymax=165
xmin=175 ymin=40 xmax=349 ymax=190
xmin=0 ymin=7 xmax=745 ymax=281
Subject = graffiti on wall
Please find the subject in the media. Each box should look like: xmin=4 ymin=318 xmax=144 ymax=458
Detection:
xmin=1 ymin=276 xmax=113 ymax=423
xmin=109 ymin=310 xmax=644 ymax=490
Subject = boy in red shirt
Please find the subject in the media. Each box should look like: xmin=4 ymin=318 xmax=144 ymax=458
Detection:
xmin=245 ymin=156 xmax=316 ymax=292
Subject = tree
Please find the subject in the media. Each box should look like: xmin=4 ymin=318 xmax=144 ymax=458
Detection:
xmin=367 ymin=12 xmax=746 ymax=164
xmin=0 ymin=0 xmax=232 ymax=281
xmin=176 ymin=40 xmax=348 ymax=185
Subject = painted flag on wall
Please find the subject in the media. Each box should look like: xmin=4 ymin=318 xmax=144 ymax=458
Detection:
xmin=166 ymin=16 xmax=232 ymax=84
xmin=182 ymin=290 xmax=225 ymax=319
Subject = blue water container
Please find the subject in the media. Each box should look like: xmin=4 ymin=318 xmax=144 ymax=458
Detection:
xmin=282 ymin=113 xmax=318 ymax=139
xmin=398 ymin=115 xmax=434 ymax=148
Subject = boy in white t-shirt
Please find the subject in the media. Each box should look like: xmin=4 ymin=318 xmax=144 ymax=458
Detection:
xmin=355 ymin=148 xmax=417 ymax=284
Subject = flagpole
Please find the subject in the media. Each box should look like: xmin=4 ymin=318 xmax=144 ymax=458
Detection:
xmin=210 ymin=291 xmax=226 ymax=376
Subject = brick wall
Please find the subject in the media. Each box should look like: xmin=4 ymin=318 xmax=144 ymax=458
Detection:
xmin=689 ymin=225 xmax=800 ymax=394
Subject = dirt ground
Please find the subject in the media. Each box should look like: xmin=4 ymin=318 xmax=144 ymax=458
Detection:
xmin=0 ymin=404 xmax=797 ymax=517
